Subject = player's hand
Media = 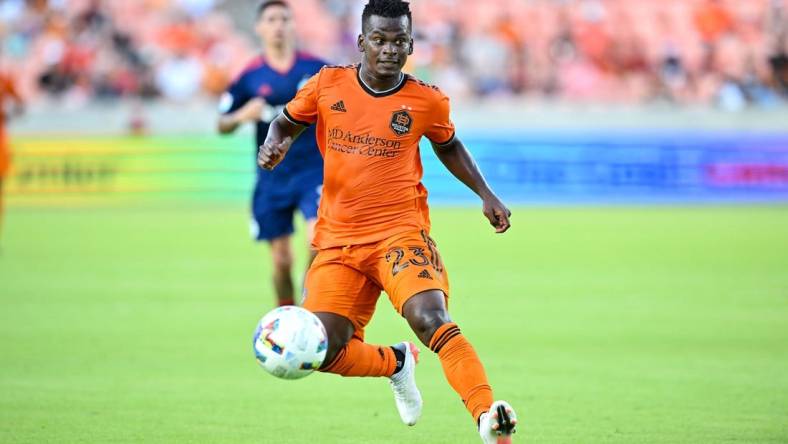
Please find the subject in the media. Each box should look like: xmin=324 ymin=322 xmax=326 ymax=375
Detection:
xmin=482 ymin=194 xmax=512 ymax=233
xmin=235 ymin=98 xmax=266 ymax=123
xmin=258 ymin=137 xmax=292 ymax=170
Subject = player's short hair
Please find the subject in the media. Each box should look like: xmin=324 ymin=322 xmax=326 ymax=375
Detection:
xmin=361 ymin=0 xmax=412 ymax=33
xmin=257 ymin=0 xmax=289 ymax=17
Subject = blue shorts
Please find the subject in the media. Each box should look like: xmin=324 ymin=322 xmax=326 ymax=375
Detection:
xmin=250 ymin=171 xmax=322 ymax=242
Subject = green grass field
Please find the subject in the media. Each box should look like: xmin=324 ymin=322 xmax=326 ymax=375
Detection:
xmin=1 ymin=205 xmax=787 ymax=443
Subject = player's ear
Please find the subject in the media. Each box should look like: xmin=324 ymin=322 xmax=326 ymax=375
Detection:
xmin=408 ymin=38 xmax=414 ymax=55
xmin=357 ymin=34 xmax=365 ymax=52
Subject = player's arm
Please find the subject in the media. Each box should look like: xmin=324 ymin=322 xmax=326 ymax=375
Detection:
xmin=257 ymin=114 xmax=306 ymax=170
xmin=427 ymin=89 xmax=511 ymax=233
xmin=258 ymin=70 xmax=321 ymax=170
xmin=216 ymin=73 xmax=265 ymax=134
xmin=217 ymin=97 xmax=265 ymax=134
xmin=432 ymin=138 xmax=512 ymax=233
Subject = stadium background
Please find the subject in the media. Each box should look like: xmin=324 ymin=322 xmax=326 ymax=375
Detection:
xmin=1 ymin=0 xmax=787 ymax=443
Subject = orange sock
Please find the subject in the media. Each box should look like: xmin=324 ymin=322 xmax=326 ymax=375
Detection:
xmin=320 ymin=338 xmax=397 ymax=377
xmin=430 ymin=323 xmax=493 ymax=421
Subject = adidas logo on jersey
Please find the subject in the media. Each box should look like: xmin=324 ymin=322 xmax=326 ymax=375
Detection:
xmin=330 ymin=100 xmax=347 ymax=112
xmin=417 ymin=269 xmax=433 ymax=279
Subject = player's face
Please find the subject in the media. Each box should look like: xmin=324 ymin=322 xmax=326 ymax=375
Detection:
xmin=256 ymin=5 xmax=294 ymax=48
xmin=358 ymin=15 xmax=413 ymax=78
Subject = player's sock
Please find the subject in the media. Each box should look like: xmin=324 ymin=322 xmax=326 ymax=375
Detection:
xmin=391 ymin=344 xmax=406 ymax=375
xmin=277 ymin=298 xmax=295 ymax=307
xmin=320 ymin=338 xmax=398 ymax=377
xmin=429 ymin=322 xmax=494 ymax=422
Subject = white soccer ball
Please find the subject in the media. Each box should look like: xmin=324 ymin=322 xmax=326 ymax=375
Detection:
xmin=252 ymin=306 xmax=328 ymax=380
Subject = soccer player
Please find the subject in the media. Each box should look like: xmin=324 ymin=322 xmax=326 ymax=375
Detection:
xmin=218 ymin=1 xmax=326 ymax=307
xmin=0 ymin=69 xmax=24 ymax=247
xmin=258 ymin=1 xmax=518 ymax=442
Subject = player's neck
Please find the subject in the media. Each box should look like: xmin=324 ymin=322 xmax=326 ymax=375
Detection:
xmin=358 ymin=64 xmax=404 ymax=93
xmin=264 ymin=44 xmax=296 ymax=73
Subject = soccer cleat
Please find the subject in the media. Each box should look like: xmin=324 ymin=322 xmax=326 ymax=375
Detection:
xmin=389 ymin=341 xmax=422 ymax=426
xmin=479 ymin=400 xmax=518 ymax=444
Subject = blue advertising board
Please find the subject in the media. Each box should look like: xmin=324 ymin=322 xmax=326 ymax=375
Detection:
xmin=421 ymin=130 xmax=788 ymax=204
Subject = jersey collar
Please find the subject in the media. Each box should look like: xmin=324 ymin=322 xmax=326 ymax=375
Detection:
xmin=356 ymin=64 xmax=408 ymax=98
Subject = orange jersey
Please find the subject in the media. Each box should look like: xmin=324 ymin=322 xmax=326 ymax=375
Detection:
xmin=284 ymin=65 xmax=455 ymax=249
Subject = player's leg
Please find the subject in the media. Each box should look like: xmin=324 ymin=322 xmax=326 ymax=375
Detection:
xmin=402 ymin=290 xmax=516 ymax=441
xmin=378 ymin=231 xmax=517 ymax=437
xmin=251 ymin=189 xmax=298 ymax=306
xmin=403 ymin=290 xmax=496 ymax=421
xmin=303 ymin=247 xmax=396 ymax=376
xmin=303 ymin=246 xmax=422 ymax=424
xmin=315 ymin=313 xmax=404 ymax=378
xmin=312 ymin=311 xmax=354 ymax=367
xmin=269 ymin=235 xmax=295 ymax=306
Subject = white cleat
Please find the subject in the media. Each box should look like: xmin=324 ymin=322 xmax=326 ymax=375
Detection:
xmin=389 ymin=341 xmax=422 ymax=426
xmin=479 ymin=400 xmax=518 ymax=444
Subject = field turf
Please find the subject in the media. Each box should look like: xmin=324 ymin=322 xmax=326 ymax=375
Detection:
xmin=1 ymin=205 xmax=786 ymax=443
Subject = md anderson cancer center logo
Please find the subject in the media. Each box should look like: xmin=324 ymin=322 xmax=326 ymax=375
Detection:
xmin=327 ymin=128 xmax=403 ymax=158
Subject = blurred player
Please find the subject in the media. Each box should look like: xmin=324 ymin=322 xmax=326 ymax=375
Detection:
xmin=0 ymin=64 xmax=25 ymax=248
xmin=258 ymin=1 xmax=518 ymax=441
xmin=218 ymin=1 xmax=326 ymax=307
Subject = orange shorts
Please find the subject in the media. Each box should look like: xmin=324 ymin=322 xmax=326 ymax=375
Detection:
xmin=303 ymin=229 xmax=449 ymax=337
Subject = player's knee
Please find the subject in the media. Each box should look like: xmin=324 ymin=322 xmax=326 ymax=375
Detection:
xmin=323 ymin=337 xmax=347 ymax=367
xmin=403 ymin=291 xmax=452 ymax=347
xmin=407 ymin=308 xmax=451 ymax=347
xmin=271 ymin=251 xmax=293 ymax=273
xmin=269 ymin=237 xmax=293 ymax=273
xmin=314 ymin=313 xmax=354 ymax=368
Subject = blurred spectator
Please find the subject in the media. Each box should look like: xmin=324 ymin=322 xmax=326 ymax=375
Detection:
xmin=767 ymin=0 xmax=788 ymax=97
xmin=0 ymin=0 xmax=252 ymax=104
xmin=176 ymin=0 xmax=216 ymax=18
xmin=0 ymin=0 xmax=785 ymax=109
xmin=155 ymin=50 xmax=203 ymax=102
xmin=695 ymin=0 xmax=734 ymax=39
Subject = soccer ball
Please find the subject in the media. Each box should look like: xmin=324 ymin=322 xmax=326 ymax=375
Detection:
xmin=252 ymin=306 xmax=328 ymax=380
